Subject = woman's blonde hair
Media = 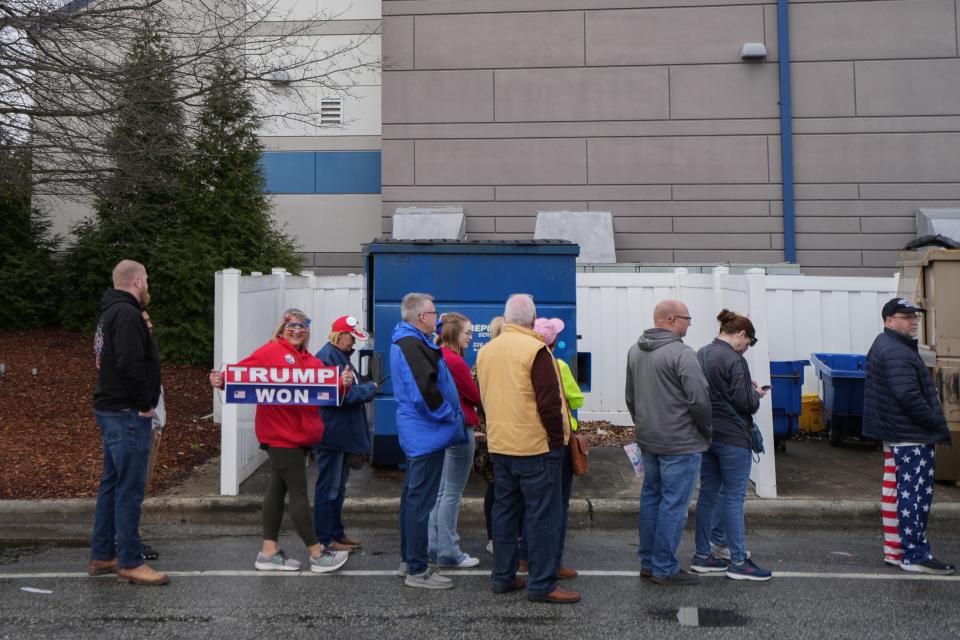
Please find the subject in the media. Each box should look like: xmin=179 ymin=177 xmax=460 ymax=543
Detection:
xmin=489 ymin=316 xmax=504 ymax=339
xmin=272 ymin=308 xmax=310 ymax=349
xmin=435 ymin=312 xmax=471 ymax=356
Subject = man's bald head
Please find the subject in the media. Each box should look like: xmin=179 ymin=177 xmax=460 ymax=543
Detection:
xmin=653 ymin=300 xmax=692 ymax=336
xmin=112 ymin=260 xmax=150 ymax=306
xmin=112 ymin=260 xmax=146 ymax=289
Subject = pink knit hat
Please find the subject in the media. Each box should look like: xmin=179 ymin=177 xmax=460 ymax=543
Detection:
xmin=533 ymin=317 xmax=565 ymax=347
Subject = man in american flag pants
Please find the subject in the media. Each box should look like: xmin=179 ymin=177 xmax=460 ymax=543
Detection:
xmin=864 ymin=298 xmax=954 ymax=575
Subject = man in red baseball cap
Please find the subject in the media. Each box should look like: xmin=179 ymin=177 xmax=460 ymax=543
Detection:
xmin=313 ymin=315 xmax=375 ymax=553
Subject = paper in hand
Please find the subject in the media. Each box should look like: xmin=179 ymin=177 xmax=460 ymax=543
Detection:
xmin=623 ymin=443 xmax=645 ymax=479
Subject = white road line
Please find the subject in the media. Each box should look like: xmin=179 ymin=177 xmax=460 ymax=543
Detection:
xmin=1 ymin=570 xmax=959 ymax=581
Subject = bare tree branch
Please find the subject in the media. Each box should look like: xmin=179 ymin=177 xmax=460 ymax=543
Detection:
xmin=0 ymin=0 xmax=380 ymax=199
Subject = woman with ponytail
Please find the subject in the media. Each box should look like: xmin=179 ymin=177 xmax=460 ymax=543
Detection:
xmin=692 ymin=309 xmax=772 ymax=581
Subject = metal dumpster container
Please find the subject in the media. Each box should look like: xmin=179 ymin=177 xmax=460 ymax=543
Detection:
xmin=810 ymin=353 xmax=867 ymax=446
xmin=363 ymin=240 xmax=584 ymax=466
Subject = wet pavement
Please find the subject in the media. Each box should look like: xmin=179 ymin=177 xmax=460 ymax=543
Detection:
xmin=2 ymin=525 xmax=959 ymax=639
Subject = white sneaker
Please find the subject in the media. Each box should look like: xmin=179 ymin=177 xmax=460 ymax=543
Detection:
xmin=396 ymin=561 xmax=408 ymax=577
xmin=309 ymin=547 xmax=349 ymax=574
xmin=404 ymin=569 xmax=454 ymax=590
xmin=438 ymin=554 xmax=480 ymax=568
xmin=254 ymin=550 xmax=301 ymax=572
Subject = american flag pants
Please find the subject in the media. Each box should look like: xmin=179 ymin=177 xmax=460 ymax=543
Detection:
xmin=881 ymin=443 xmax=936 ymax=566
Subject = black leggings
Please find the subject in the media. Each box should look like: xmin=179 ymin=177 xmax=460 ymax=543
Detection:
xmin=262 ymin=447 xmax=318 ymax=547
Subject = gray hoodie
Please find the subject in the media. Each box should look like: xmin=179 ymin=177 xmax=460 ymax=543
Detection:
xmin=625 ymin=327 xmax=712 ymax=455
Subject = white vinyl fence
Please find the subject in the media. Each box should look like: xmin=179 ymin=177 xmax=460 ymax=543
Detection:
xmin=214 ymin=267 xmax=897 ymax=497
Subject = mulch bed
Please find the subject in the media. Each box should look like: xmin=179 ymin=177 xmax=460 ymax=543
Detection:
xmin=0 ymin=328 xmax=219 ymax=499
xmin=578 ymin=420 xmax=634 ymax=448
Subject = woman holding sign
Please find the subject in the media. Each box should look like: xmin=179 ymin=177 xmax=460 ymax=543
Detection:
xmin=209 ymin=308 xmax=353 ymax=574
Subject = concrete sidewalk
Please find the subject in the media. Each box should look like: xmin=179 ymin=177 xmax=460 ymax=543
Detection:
xmin=3 ymin=440 xmax=960 ymax=538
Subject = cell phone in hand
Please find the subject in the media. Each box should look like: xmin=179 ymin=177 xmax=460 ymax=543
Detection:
xmin=761 ymin=384 xmax=772 ymax=391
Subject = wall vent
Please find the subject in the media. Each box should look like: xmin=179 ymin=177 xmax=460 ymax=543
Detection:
xmin=320 ymin=98 xmax=343 ymax=125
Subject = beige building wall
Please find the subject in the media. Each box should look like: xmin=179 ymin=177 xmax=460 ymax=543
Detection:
xmin=381 ymin=0 xmax=960 ymax=275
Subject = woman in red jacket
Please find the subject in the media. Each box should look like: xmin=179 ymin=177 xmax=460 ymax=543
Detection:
xmin=209 ymin=308 xmax=352 ymax=574
xmin=427 ymin=312 xmax=483 ymax=568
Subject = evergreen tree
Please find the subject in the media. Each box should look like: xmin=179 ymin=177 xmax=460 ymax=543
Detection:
xmin=61 ymin=23 xmax=187 ymax=331
xmin=150 ymin=54 xmax=299 ymax=363
xmin=0 ymin=139 xmax=60 ymax=329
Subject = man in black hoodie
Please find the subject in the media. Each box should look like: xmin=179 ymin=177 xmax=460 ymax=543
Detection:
xmin=88 ymin=260 xmax=168 ymax=586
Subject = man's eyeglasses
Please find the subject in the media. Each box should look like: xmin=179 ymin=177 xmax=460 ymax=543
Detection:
xmin=890 ymin=314 xmax=919 ymax=321
xmin=420 ymin=310 xmax=438 ymax=317
xmin=672 ymin=315 xmax=692 ymax=321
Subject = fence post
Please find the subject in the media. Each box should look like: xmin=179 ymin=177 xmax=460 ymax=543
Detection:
xmin=672 ymin=267 xmax=688 ymax=298
xmin=219 ymin=268 xmax=242 ymax=496
xmin=272 ymin=267 xmax=288 ymax=316
xmin=711 ymin=265 xmax=729 ymax=313
xmin=745 ymin=268 xmax=777 ymax=498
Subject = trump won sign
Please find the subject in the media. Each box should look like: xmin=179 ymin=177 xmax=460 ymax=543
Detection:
xmin=223 ymin=365 xmax=341 ymax=406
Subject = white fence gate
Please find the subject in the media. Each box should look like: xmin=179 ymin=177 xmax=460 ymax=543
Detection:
xmin=214 ymin=267 xmax=897 ymax=497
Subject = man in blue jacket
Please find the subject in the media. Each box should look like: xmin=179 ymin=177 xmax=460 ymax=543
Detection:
xmin=864 ymin=297 xmax=953 ymax=575
xmin=314 ymin=315 xmax=377 ymax=553
xmin=390 ymin=292 xmax=465 ymax=590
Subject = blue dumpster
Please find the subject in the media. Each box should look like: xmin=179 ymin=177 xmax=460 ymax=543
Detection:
xmin=809 ymin=353 xmax=867 ymax=446
xmin=363 ymin=240 xmax=584 ymax=466
xmin=769 ymin=360 xmax=809 ymax=449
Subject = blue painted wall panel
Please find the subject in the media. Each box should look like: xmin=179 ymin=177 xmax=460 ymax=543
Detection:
xmin=262 ymin=152 xmax=316 ymax=194
xmin=315 ymin=151 xmax=381 ymax=194
xmin=261 ymin=151 xmax=381 ymax=194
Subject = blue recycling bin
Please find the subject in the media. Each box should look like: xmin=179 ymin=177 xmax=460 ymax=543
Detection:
xmin=769 ymin=359 xmax=809 ymax=446
xmin=363 ymin=240 xmax=585 ymax=466
xmin=809 ymin=353 xmax=867 ymax=446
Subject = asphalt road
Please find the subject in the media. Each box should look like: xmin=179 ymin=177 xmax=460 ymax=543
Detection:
xmin=2 ymin=523 xmax=959 ymax=640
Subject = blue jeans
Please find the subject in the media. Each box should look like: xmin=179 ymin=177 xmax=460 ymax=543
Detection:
xmin=694 ymin=442 xmax=753 ymax=563
xmin=491 ymin=449 xmax=563 ymax=597
xmin=313 ymin=449 xmax=351 ymax=545
xmin=428 ymin=427 xmax=476 ymax=564
xmin=519 ymin=443 xmax=573 ymax=566
xmin=638 ymin=451 xmax=702 ymax=578
xmin=399 ymin=449 xmax=445 ymax=575
xmin=90 ymin=410 xmax=152 ymax=568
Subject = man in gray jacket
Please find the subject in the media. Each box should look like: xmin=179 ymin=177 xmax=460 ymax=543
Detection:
xmin=625 ymin=300 xmax=712 ymax=585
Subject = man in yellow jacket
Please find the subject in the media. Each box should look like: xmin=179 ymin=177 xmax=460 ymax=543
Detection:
xmin=477 ymin=294 xmax=580 ymax=604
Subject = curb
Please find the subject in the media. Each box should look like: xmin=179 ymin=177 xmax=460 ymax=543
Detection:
xmin=4 ymin=497 xmax=960 ymax=527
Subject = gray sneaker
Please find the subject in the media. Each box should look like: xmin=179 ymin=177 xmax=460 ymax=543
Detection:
xmin=254 ymin=550 xmax=301 ymax=572
xmin=396 ymin=561 xmax=408 ymax=577
xmin=310 ymin=548 xmax=349 ymax=574
xmin=404 ymin=568 xmax=454 ymax=590
xmin=710 ymin=543 xmax=752 ymax=561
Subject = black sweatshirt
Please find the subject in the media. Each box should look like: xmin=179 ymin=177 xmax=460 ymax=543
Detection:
xmin=92 ymin=288 xmax=162 ymax=412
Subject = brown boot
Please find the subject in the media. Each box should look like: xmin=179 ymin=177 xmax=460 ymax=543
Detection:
xmin=328 ymin=541 xmax=358 ymax=553
xmin=556 ymin=566 xmax=578 ymax=580
xmin=117 ymin=564 xmax=169 ymax=586
xmin=492 ymin=576 xmax=527 ymax=594
xmin=336 ymin=536 xmax=362 ymax=548
xmin=518 ymin=560 xmax=529 ymax=573
xmin=88 ymin=558 xmax=118 ymax=576
xmin=527 ymin=586 xmax=581 ymax=604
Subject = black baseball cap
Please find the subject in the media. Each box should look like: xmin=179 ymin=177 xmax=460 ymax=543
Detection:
xmin=881 ymin=297 xmax=925 ymax=319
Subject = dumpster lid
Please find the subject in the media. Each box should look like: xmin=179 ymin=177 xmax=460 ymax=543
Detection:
xmin=363 ymin=239 xmax=580 ymax=256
